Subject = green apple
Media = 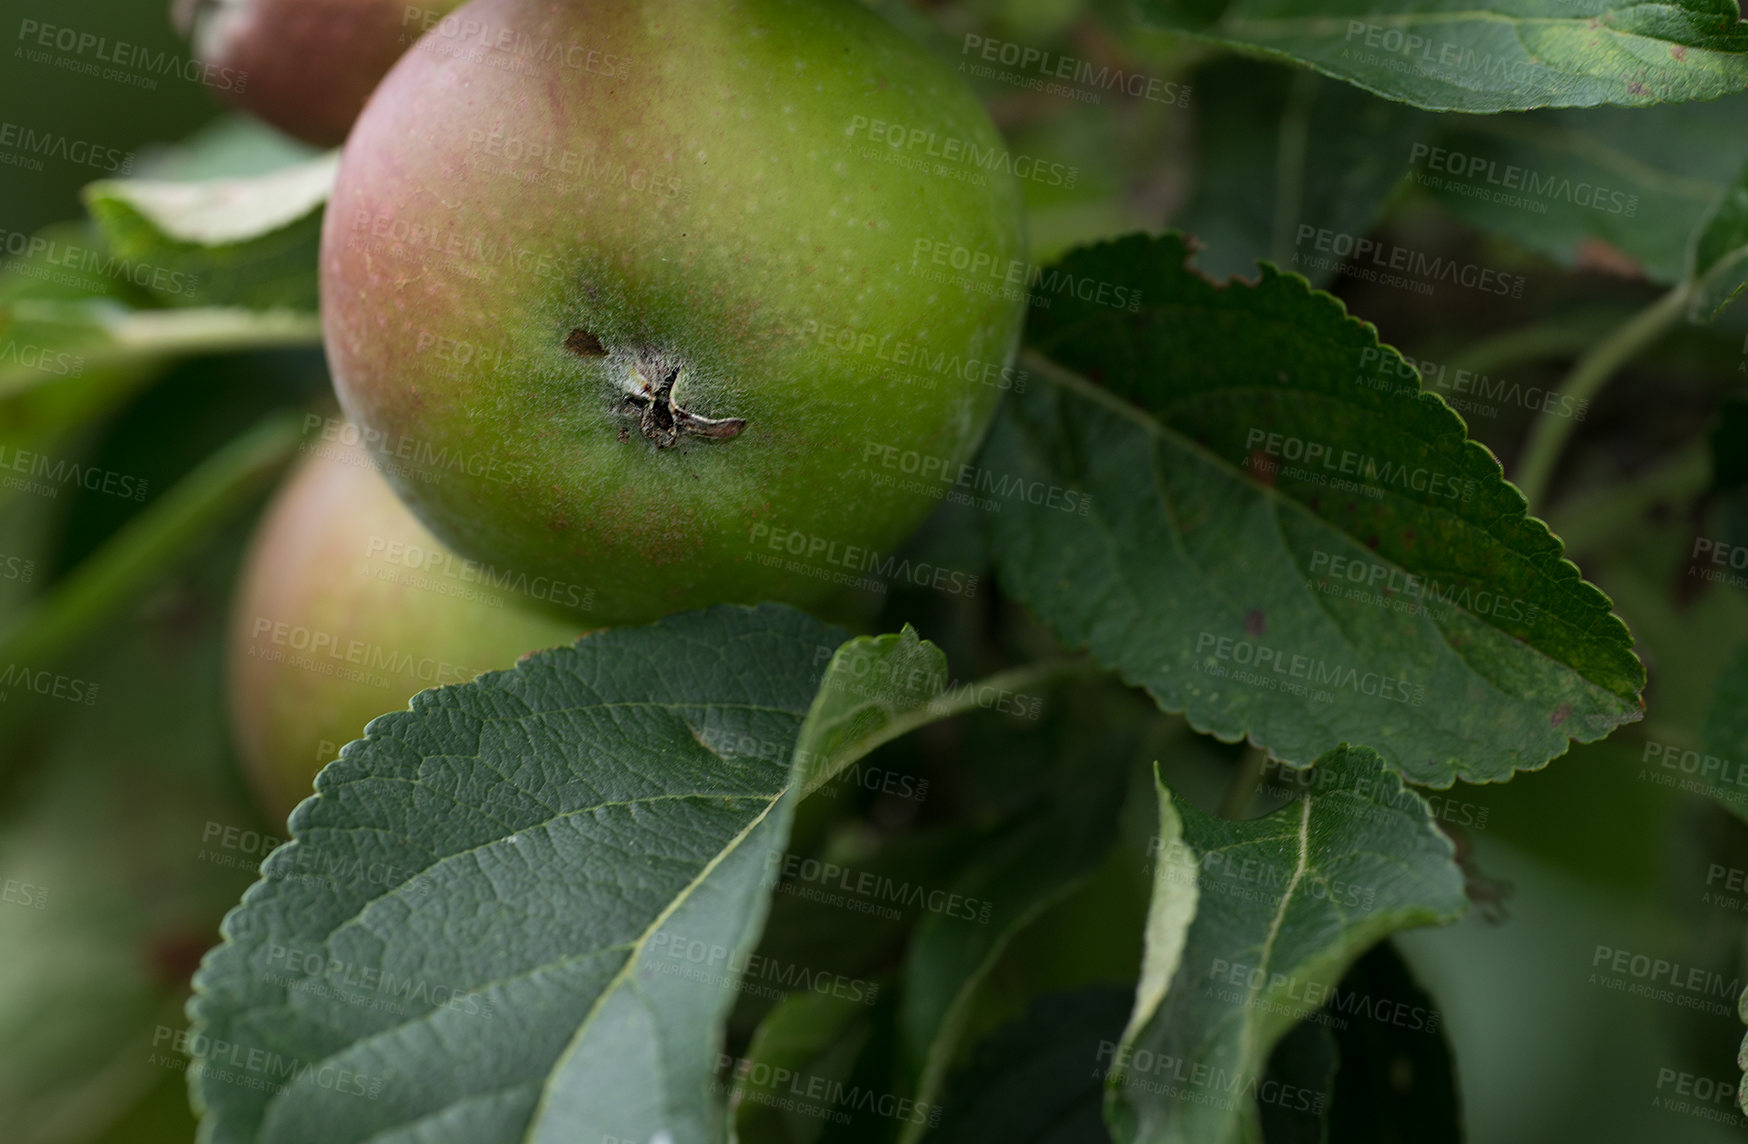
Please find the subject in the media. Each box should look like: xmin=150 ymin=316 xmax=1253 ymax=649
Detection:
xmin=321 ymin=0 xmax=1027 ymax=624
xmin=227 ymin=433 xmax=581 ymax=822
xmin=173 ymin=0 xmax=463 ymax=146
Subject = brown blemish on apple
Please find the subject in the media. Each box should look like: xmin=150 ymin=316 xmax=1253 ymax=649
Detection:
xmin=565 ymin=328 xmax=607 ymax=357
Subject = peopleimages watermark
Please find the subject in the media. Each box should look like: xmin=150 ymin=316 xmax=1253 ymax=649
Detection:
xmin=845 ymin=115 xmax=1078 ymax=189
xmin=646 ymin=930 xmax=880 ymax=1005
xmin=402 ymin=5 xmax=631 ymax=77
xmin=363 ymin=533 xmax=596 ymax=613
xmin=1639 ymin=740 xmax=1747 ymax=808
xmin=16 ymin=19 xmax=247 ymax=92
xmin=197 ymin=820 xmax=283 ymax=874
xmin=0 ymin=337 xmax=85 ymax=378
xmin=1243 ymin=428 xmax=1478 ymax=503
xmin=1338 ymin=21 xmax=1547 ymax=96
xmin=1652 ymin=1067 xmax=1748 ymax=1128
xmin=1407 ymin=142 xmax=1638 ymax=219
xmin=300 ymin=413 xmax=537 ymax=489
xmin=2 ymin=877 xmax=47 ymax=911
xmin=1093 ymin=1041 xmax=1325 ymax=1114
xmin=263 ymin=941 xmax=494 ymax=1019
xmin=0 ymin=225 xmax=200 ymax=299
xmin=0 ymin=443 xmax=150 ymax=503
xmin=680 ymin=724 xmax=928 ymax=801
xmin=1194 ymin=632 xmax=1426 ymax=708
xmin=911 ymin=238 xmax=1144 ymax=312
xmin=0 ymin=120 xmax=133 ymax=175
xmin=764 ymin=850 xmax=994 ymax=924
xmin=1307 ymin=548 xmax=1539 ymax=626
xmin=745 ymin=523 xmax=979 ymax=598
xmin=197 ymin=819 xmax=431 ymax=896
xmin=1257 ymin=758 xmax=1492 ymax=831
xmin=340 ymin=208 xmax=573 ymax=284
xmin=243 ymin=615 xmax=488 ymax=692
xmin=856 ymin=441 xmax=1090 ymax=518
xmin=1202 ymin=959 xmax=1441 ymax=1034
xmin=461 ymin=128 xmax=687 ymax=198
xmin=1293 ymin=225 xmax=1526 ymax=299
xmin=1700 ymin=863 xmax=1748 ymax=915
xmin=795 ymin=318 xmax=1026 ymax=393
xmin=1147 ymin=834 xmax=1380 ymax=910
xmin=0 ymin=551 xmax=35 ymax=584
xmin=957 ymin=34 xmax=1191 ymax=108
xmin=1689 ymin=536 xmax=1748 ymax=593
xmin=716 ymin=1054 xmax=943 ymax=1129
xmin=809 ymin=642 xmax=1044 ymax=721
xmin=1354 ymin=346 xmax=1589 ymax=422
xmin=815 ymin=760 xmax=929 ymax=804
xmin=414 ymin=329 xmax=515 ymax=375
xmin=148 ymin=1025 xmax=386 ymax=1100
xmin=1589 ymin=944 xmax=1738 ymax=1017
xmin=0 ymin=664 xmax=99 ymax=707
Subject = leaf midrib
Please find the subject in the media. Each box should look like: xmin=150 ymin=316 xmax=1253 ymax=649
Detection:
xmin=1023 ymin=345 xmax=1637 ymax=710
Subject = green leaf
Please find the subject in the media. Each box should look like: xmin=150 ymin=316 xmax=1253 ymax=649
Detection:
xmin=1135 ymin=0 xmax=1748 ymax=113
xmin=1103 ymin=746 xmax=1467 ymax=1144
xmin=0 ymin=302 xmax=320 ymax=526
xmin=1409 ymin=101 xmax=1743 ymax=284
xmin=896 ymin=777 xmax=1126 ymax=1143
xmin=987 ymin=232 xmax=1644 ymax=785
xmin=129 ymin=115 xmax=324 ymax=183
xmin=925 ymin=986 xmax=1133 ymax=1143
xmin=1174 ymin=61 xmax=1433 ymax=285
xmin=1120 ymin=767 xmax=1199 ymax=1067
xmin=790 ymin=626 xmax=955 ymax=799
xmin=190 ymin=606 xmax=836 ymax=1144
xmin=82 ymin=152 xmax=336 ymax=311
xmin=729 ymin=989 xmax=874 ymax=1144
xmin=1687 ymin=159 xmax=1748 ymax=321
xmin=0 ymin=301 xmax=321 ymax=401
xmin=0 ymin=221 xmax=158 ymax=307
xmin=187 ymin=613 xmax=987 ymax=1144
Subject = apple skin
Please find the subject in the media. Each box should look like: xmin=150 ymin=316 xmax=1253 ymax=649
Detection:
xmin=321 ymin=0 xmax=1027 ymax=625
xmin=227 ymin=435 xmax=581 ymax=823
xmin=173 ymin=0 xmax=463 ymax=146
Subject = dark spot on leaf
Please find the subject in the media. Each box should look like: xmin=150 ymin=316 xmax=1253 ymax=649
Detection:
xmin=1244 ymin=609 xmax=1266 ymax=637
xmin=565 ymin=328 xmax=607 ymax=357
xmin=1550 ymin=702 xmax=1572 ymax=727
xmin=1671 ymin=45 xmax=1689 ymax=62
xmin=1366 ymin=536 xmax=1380 ymax=550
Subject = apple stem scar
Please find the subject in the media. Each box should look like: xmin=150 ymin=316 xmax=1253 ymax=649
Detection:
xmin=566 ymin=327 xmax=746 ymax=448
